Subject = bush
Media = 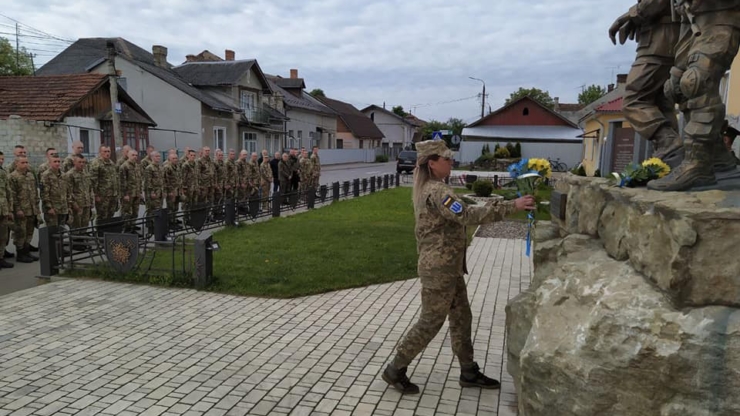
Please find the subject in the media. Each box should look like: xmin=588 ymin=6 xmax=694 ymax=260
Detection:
xmin=494 ymin=147 xmax=511 ymax=159
xmin=514 ymin=143 xmax=522 ymax=158
xmin=472 ymin=179 xmax=493 ymax=197
xmin=481 ymin=144 xmax=490 ymax=155
xmin=494 ymin=143 xmax=501 ymax=152
xmin=465 ymin=183 xmax=473 ymax=190
xmin=506 ymin=142 xmax=516 ymax=157
xmin=593 ymin=169 xmax=601 ymax=177
xmin=475 ymin=153 xmax=495 ymax=164
xmin=375 ymin=154 xmax=389 ymax=163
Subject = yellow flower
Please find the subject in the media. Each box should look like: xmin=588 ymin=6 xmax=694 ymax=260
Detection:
xmin=641 ymin=157 xmax=671 ymax=178
xmin=528 ymin=158 xmax=552 ymax=178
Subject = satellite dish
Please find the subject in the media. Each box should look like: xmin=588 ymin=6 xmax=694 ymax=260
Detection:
xmin=451 ymin=135 xmax=462 ymax=145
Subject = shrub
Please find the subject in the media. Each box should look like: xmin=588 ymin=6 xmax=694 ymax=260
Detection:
xmin=494 ymin=147 xmax=511 ymax=159
xmin=506 ymin=142 xmax=516 ymax=157
xmin=475 ymin=153 xmax=495 ymax=164
xmin=514 ymin=143 xmax=522 ymax=158
xmin=465 ymin=183 xmax=473 ymax=190
xmin=375 ymin=154 xmax=389 ymax=163
xmin=494 ymin=143 xmax=501 ymax=152
xmin=472 ymin=179 xmax=493 ymax=197
xmin=481 ymin=144 xmax=491 ymax=155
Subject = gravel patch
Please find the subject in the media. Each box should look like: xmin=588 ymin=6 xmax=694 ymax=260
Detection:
xmin=475 ymin=221 xmax=528 ymax=240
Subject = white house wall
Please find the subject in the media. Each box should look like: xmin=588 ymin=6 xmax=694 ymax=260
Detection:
xmin=459 ymin=140 xmax=583 ymax=170
xmin=285 ymin=109 xmax=336 ymax=149
xmin=63 ymin=117 xmax=101 ymax=155
xmin=365 ymin=110 xmax=411 ymax=146
xmin=91 ymin=59 xmax=203 ymax=151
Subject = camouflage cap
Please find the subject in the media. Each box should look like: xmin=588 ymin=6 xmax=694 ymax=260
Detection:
xmin=416 ymin=139 xmax=453 ymax=160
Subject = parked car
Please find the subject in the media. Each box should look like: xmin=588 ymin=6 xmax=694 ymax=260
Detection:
xmin=396 ymin=150 xmax=417 ymax=173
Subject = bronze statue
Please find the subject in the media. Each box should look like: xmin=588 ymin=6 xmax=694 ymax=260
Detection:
xmin=611 ymin=0 xmax=740 ymax=191
xmin=610 ymin=0 xmax=683 ymax=168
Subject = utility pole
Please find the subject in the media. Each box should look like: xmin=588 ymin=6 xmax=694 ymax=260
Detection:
xmin=469 ymin=77 xmax=486 ymax=119
xmin=106 ymin=41 xmax=122 ymax=161
xmin=15 ymin=23 xmax=20 ymax=70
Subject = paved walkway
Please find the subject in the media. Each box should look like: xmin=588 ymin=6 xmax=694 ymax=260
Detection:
xmin=0 ymin=237 xmax=530 ymax=416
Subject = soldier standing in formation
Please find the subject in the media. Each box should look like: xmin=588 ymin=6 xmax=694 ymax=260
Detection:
xmin=89 ymin=146 xmax=119 ymax=225
xmin=0 ymin=152 xmax=13 ymax=269
xmin=310 ymin=146 xmax=321 ymax=190
xmin=289 ymin=148 xmax=300 ymax=192
xmin=248 ymin=152 xmax=260 ymax=201
xmin=259 ymin=151 xmax=273 ymax=211
xmin=40 ymin=155 xmax=68 ymax=229
xmin=162 ymin=152 xmax=181 ymax=229
xmin=180 ymin=150 xmax=198 ymax=225
xmin=299 ymin=149 xmax=312 ymax=197
xmin=278 ymin=153 xmax=291 ymax=204
xmin=117 ymin=145 xmax=131 ymax=168
xmin=119 ymin=149 xmax=142 ymax=233
xmin=9 ymin=157 xmax=40 ymax=263
xmin=36 ymin=147 xmax=57 ymax=179
xmin=382 ymin=140 xmax=535 ymax=394
xmin=8 ymin=145 xmax=26 ymax=174
xmin=214 ymin=149 xmax=226 ymax=218
xmin=197 ymin=147 xmax=215 ymax=208
xmin=225 ymin=149 xmax=237 ymax=202
xmin=62 ymin=141 xmax=85 ymax=173
xmin=236 ymin=150 xmax=249 ymax=211
xmin=144 ymin=151 xmax=164 ymax=230
xmin=64 ymin=155 xmax=93 ymax=230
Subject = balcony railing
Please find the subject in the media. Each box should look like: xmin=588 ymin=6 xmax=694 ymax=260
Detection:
xmin=243 ymin=104 xmax=273 ymax=125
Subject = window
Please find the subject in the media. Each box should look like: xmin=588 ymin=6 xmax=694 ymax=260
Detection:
xmin=336 ymin=139 xmax=343 ymax=149
xmin=240 ymin=91 xmax=257 ymax=120
xmin=243 ymin=132 xmax=257 ymax=153
xmin=297 ymin=130 xmax=303 ymax=148
xmin=370 ymin=112 xmax=375 ymax=121
xmin=523 ymin=107 xmax=530 ymax=116
xmin=214 ymin=127 xmax=226 ymax=150
xmin=359 ymin=140 xmax=364 ymax=149
xmin=288 ymin=129 xmax=294 ymax=138
xmin=274 ymin=136 xmax=281 ymax=154
xmin=125 ymin=125 xmax=137 ymax=149
xmin=79 ymin=130 xmax=91 ymax=154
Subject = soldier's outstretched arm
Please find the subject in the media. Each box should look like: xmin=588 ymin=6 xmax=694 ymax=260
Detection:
xmin=427 ymin=184 xmax=534 ymax=226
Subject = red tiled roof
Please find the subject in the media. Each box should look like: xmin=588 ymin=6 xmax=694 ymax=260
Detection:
xmin=595 ymin=97 xmax=623 ymax=113
xmin=0 ymin=73 xmax=108 ymax=121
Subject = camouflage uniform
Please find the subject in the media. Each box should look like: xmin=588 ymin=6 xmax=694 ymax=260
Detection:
xmin=64 ymin=168 xmax=93 ymax=230
xmin=162 ymin=160 xmax=181 ymax=227
xmin=40 ymin=169 xmax=69 ymax=227
xmin=143 ymin=163 xmax=164 ymax=229
xmin=196 ymin=156 xmax=216 ymax=206
xmin=119 ymin=160 xmax=142 ymax=232
xmin=9 ymin=169 xmax=40 ymax=249
xmin=225 ymin=158 xmax=238 ymax=200
xmin=278 ymin=159 xmax=292 ymax=203
xmin=37 ymin=161 xmax=49 ymax=181
xmin=299 ymin=157 xmax=313 ymax=196
xmin=246 ymin=161 xmax=260 ymax=199
xmin=0 ymin=168 xmax=12 ymax=258
xmin=288 ymin=154 xmax=300 ymax=192
xmin=62 ymin=154 xmax=78 ymax=173
xmin=89 ymin=157 xmax=119 ymax=222
xmin=259 ymin=160 xmax=273 ymax=210
xmin=180 ymin=159 xmax=199 ymax=224
xmin=236 ymin=159 xmax=249 ymax=207
xmin=310 ymin=154 xmax=321 ymax=189
xmin=213 ymin=159 xmax=226 ymax=217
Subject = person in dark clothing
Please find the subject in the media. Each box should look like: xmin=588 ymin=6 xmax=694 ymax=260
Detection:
xmin=269 ymin=152 xmax=281 ymax=192
xmin=289 ymin=149 xmax=300 ymax=192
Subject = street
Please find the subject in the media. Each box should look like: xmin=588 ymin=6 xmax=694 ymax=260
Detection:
xmin=319 ymin=161 xmax=397 ymax=185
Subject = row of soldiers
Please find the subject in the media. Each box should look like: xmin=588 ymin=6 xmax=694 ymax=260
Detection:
xmin=0 ymin=142 xmax=323 ymax=265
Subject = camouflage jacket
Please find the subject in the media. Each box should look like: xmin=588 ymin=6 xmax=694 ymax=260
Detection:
xmin=196 ymin=156 xmax=215 ymax=190
xmin=225 ymin=159 xmax=238 ymax=189
xmin=0 ymin=168 xmax=11 ymax=216
xmin=120 ymin=160 xmax=142 ymax=197
xmin=162 ymin=161 xmax=181 ymax=196
xmin=260 ymin=161 xmax=273 ymax=185
xmin=9 ymin=170 xmax=40 ymax=215
xmin=144 ymin=163 xmax=164 ymax=200
xmin=236 ymin=159 xmax=248 ymax=187
xmin=414 ymin=180 xmax=515 ymax=289
xmin=62 ymin=154 xmax=77 ymax=174
xmin=89 ymin=157 xmax=119 ymax=198
xmin=180 ymin=160 xmax=198 ymax=197
xmin=299 ymin=157 xmax=312 ymax=182
xmin=64 ymin=168 xmax=93 ymax=208
xmin=214 ymin=160 xmax=226 ymax=189
xmin=311 ymin=154 xmax=321 ymax=177
xmin=246 ymin=161 xmax=260 ymax=187
xmin=37 ymin=161 xmax=49 ymax=180
xmin=40 ymin=169 xmax=69 ymax=214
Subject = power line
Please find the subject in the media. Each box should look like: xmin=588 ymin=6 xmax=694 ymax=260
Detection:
xmin=0 ymin=13 xmax=74 ymax=43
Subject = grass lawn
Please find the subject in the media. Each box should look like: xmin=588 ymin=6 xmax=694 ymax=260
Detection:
xmin=454 ymin=186 xmax=552 ymax=221
xmin=207 ymin=187 xmax=419 ymax=298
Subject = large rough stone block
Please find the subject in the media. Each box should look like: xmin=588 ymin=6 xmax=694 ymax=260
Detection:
xmin=508 ymin=233 xmax=740 ymax=416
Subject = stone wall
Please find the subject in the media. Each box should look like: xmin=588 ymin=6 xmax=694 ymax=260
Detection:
xmin=506 ymin=174 xmax=740 ymax=416
xmin=0 ymin=116 xmax=67 ymax=165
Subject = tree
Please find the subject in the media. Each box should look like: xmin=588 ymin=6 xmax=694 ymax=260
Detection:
xmin=447 ymin=117 xmax=466 ymax=136
xmin=578 ymin=84 xmax=607 ymax=105
xmin=309 ymin=88 xmax=325 ymax=97
xmin=0 ymin=37 xmax=33 ymax=76
xmin=505 ymin=87 xmax=555 ymax=109
xmin=392 ymin=105 xmax=408 ymax=117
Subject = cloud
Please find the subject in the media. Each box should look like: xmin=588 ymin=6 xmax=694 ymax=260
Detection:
xmin=4 ymin=0 xmax=640 ymax=121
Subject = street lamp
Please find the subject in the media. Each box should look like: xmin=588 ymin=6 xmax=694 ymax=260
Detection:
xmin=469 ymin=77 xmax=486 ymax=119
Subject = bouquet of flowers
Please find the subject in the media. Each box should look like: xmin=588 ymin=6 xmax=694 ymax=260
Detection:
xmin=507 ymin=158 xmax=551 ymax=257
xmin=609 ymin=158 xmax=670 ymax=188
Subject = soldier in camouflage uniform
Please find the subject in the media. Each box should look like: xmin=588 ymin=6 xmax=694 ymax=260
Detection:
xmin=382 ymin=140 xmax=535 ymax=394
xmin=143 ymin=151 xmax=164 ymax=231
xmin=0 ymin=152 xmax=14 ymax=269
xmin=63 ymin=141 xmax=85 ymax=173
xmin=278 ymin=153 xmax=291 ymax=205
xmin=246 ymin=153 xmax=260 ymax=209
xmin=9 ymin=157 xmax=40 ymax=263
xmin=89 ymin=146 xmax=119 ymax=224
xmin=119 ymin=150 xmax=142 ymax=233
xmin=259 ymin=152 xmax=273 ymax=211
xmin=40 ymin=156 xmax=68 ymax=228
xmin=196 ymin=147 xmax=216 ymax=208
xmin=64 ymin=155 xmax=94 ymax=235
xmin=310 ymin=147 xmax=321 ymax=190
xmin=180 ymin=146 xmax=191 ymax=163
xmin=117 ymin=145 xmax=131 ymax=169
xmin=213 ymin=149 xmax=226 ymax=218
xmin=180 ymin=150 xmax=198 ymax=226
xmin=140 ymin=145 xmax=155 ymax=171
xmin=235 ymin=150 xmax=249 ymax=212
xmin=7 ymin=145 xmax=26 ymax=174
xmin=298 ymin=149 xmax=313 ymax=198
xmin=36 ymin=147 xmax=58 ymax=180
xmin=225 ymin=149 xmax=238 ymax=201
xmin=162 ymin=152 xmax=181 ymax=229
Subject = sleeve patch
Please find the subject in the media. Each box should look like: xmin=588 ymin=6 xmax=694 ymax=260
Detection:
xmin=442 ymin=195 xmax=463 ymax=215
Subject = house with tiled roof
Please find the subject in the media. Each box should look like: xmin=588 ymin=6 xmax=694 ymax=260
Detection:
xmin=265 ymin=69 xmax=337 ymax=150
xmin=360 ymin=104 xmax=424 ymax=156
xmin=37 ymin=38 xmax=240 ymax=152
xmin=460 ymin=96 xmax=583 ymax=169
xmin=173 ymin=54 xmax=287 ymax=155
xmin=317 ymin=97 xmax=384 ymax=150
xmin=0 ymin=73 xmax=155 ymax=160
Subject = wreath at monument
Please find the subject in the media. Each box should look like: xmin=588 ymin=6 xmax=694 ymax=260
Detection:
xmin=609 ymin=158 xmax=671 ymax=188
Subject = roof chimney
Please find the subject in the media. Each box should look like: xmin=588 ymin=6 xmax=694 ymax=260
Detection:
xmin=225 ymin=49 xmax=235 ymax=61
xmin=553 ymin=97 xmax=560 ymax=112
xmin=608 ymin=83 xmax=615 ymax=92
xmin=185 ymin=54 xmax=196 ymax=62
xmin=152 ymin=45 xmax=168 ymax=68
xmin=290 ymin=69 xmax=298 ymax=79
xmin=616 ymin=73 xmax=628 ymax=85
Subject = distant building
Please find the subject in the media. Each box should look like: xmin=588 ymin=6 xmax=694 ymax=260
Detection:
xmin=317 ymin=97 xmax=384 ymax=149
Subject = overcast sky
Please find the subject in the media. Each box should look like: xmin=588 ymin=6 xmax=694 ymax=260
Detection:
xmin=4 ymin=0 xmax=638 ymax=123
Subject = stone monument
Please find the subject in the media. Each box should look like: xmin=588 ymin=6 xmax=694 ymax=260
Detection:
xmin=504 ymin=2 xmax=740 ymax=415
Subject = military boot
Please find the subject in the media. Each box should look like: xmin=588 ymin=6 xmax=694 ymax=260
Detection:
xmin=24 ymin=244 xmax=39 ymax=261
xmin=459 ymin=362 xmax=500 ymax=389
xmin=648 ymin=141 xmax=716 ymax=191
xmin=15 ymin=246 xmax=34 ymax=263
xmin=0 ymin=259 xmax=14 ymax=268
xmin=4 ymin=249 xmax=13 ymax=258
xmin=712 ymin=138 xmax=738 ymax=173
xmin=651 ymin=126 xmax=684 ymax=169
xmin=382 ymin=365 xmax=420 ymax=394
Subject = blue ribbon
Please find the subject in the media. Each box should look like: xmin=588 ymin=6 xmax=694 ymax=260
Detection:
xmin=517 ymin=190 xmax=534 ymax=257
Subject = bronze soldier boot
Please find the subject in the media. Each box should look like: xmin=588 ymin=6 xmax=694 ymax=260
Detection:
xmin=648 ymin=141 xmax=716 ymax=191
xmin=382 ymin=365 xmax=419 ymax=394
xmin=712 ymin=138 xmax=738 ymax=173
xmin=459 ymin=362 xmax=500 ymax=389
xmin=651 ymin=126 xmax=684 ymax=169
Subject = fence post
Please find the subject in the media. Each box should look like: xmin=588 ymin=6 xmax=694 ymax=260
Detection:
xmin=224 ymin=199 xmax=236 ymax=226
xmin=343 ymin=181 xmax=350 ymax=197
xmin=272 ymin=191 xmax=281 ymax=217
xmin=353 ymin=179 xmax=360 ymax=198
xmin=319 ymin=185 xmax=328 ymax=202
xmin=38 ymin=226 xmax=59 ymax=278
xmin=194 ymin=234 xmax=214 ymax=290
xmin=383 ymin=175 xmax=389 ymax=189
xmin=494 ymin=175 xmax=499 ymax=189
xmin=332 ymin=182 xmax=340 ymax=202
xmin=362 ymin=178 xmax=368 ymax=193
xmin=154 ymin=209 xmax=169 ymax=241
xmin=370 ymin=177 xmax=376 ymax=193
xmin=395 ymin=173 xmax=400 ymax=187
xmin=307 ymin=187 xmax=316 ymax=209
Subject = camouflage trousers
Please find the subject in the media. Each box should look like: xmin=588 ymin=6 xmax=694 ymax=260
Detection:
xmin=95 ymin=197 xmax=117 ymax=221
xmin=69 ymin=207 xmax=91 ymax=230
xmin=165 ymin=195 xmax=180 ymax=226
xmin=13 ymin=216 xmax=36 ymax=247
xmin=198 ymin=188 xmax=214 ymax=207
xmin=213 ymin=188 xmax=224 ymax=216
xmin=392 ymin=275 xmax=474 ymax=369
xmin=44 ymin=212 xmax=68 ymax=228
xmin=260 ymin=183 xmax=271 ymax=211
xmin=0 ymin=218 xmax=9 ymax=253
xmin=146 ymin=198 xmax=163 ymax=230
xmin=121 ymin=197 xmax=140 ymax=232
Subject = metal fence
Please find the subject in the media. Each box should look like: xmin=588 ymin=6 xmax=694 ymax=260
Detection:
xmin=39 ymin=173 xmax=403 ymax=287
